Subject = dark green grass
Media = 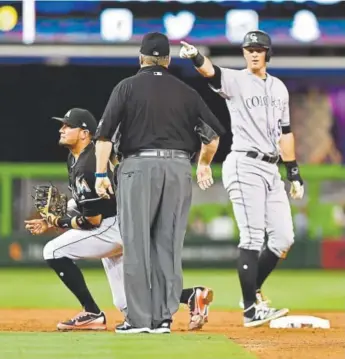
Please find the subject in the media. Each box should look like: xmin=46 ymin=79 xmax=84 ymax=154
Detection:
xmin=0 ymin=332 xmax=256 ymax=359
xmin=0 ymin=269 xmax=344 ymax=359
xmin=0 ymin=268 xmax=344 ymax=310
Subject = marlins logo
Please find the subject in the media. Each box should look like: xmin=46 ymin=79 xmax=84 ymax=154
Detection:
xmin=76 ymin=176 xmax=91 ymax=195
xmin=249 ymin=33 xmax=258 ymax=42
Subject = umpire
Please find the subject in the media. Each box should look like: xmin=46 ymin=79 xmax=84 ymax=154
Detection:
xmin=94 ymin=32 xmax=225 ymax=334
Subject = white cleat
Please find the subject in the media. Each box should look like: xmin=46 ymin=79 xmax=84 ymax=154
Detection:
xmin=244 ymin=303 xmax=289 ymax=328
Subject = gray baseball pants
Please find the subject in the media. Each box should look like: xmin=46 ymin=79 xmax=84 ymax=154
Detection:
xmin=117 ymin=156 xmax=192 ymax=328
xmin=222 ymin=151 xmax=294 ymax=257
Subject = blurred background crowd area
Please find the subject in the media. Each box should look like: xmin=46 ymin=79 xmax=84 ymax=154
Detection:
xmin=0 ymin=0 xmax=345 ymax=269
xmin=290 ymin=86 xmax=345 ymax=165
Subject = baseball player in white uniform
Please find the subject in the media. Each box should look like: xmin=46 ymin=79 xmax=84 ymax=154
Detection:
xmin=180 ymin=30 xmax=304 ymax=327
xmin=24 ymin=108 xmax=213 ymax=333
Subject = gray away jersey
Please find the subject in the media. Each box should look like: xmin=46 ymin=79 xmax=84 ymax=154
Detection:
xmin=211 ymin=68 xmax=290 ymax=156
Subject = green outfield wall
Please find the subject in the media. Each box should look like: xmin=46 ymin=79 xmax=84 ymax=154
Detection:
xmin=0 ymin=231 xmax=344 ymax=269
xmin=1 ymin=163 xmax=345 ymax=238
xmin=1 ymin=163 xmax=345 ymax=269
xmin=0 ymin=235 xmax=322 ymax=268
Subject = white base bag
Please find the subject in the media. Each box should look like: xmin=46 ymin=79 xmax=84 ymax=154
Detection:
xmin=270 ymin=315 xmax=330 ymax=329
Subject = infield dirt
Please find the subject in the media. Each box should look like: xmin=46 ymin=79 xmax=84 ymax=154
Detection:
xmin=0 ymin=309 xmax=343 ymax=359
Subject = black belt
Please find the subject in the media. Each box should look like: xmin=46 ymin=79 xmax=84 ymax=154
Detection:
xmin=246 ymin=151 xmax=279 ymax=164
xmin=124 ymin=149 xmax=191 ymax=160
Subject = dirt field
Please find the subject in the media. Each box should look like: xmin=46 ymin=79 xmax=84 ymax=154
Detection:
xmin=0 ymin=309 xmax=344 ymax=359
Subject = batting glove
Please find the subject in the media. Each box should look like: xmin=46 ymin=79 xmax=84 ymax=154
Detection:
xmin=285 ymin=160 xmax=304 ymax=200
xmin=179 ymin=41 xmax=198 ymax=59
xmin=290 ymin=181 xmax=304 ymax=200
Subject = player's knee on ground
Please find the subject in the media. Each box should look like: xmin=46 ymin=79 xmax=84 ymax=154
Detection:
xmin=267 ymin=230 xmax=294 ymax=259
xmin=43 ymin=240 xmax=64 ymax=260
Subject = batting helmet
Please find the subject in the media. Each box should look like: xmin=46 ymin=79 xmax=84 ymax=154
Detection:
xmin=242 ymin=30 xmax=272 ymax=62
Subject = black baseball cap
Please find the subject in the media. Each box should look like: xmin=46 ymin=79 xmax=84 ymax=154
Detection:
xmin=52 ymin=108 xmax=98 ymax=135
xmin=140 ymin=32 xmax=170 ymax=57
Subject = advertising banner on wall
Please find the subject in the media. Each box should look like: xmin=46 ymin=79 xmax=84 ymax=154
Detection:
xmin=321 ymin=240 xmax=345 ymax=269
xmin=0 ymin=1 xmax=344 ymax=46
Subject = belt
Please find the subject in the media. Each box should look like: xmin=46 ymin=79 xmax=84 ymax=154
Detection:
xmin=124 ymin=149 xmax=191 ymax=160
xmin=245 ymin=151 xmax=279 ymax=164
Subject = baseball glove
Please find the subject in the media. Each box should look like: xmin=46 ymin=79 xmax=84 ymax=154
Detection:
xmin=33 ymin=185 xmax=68 ymax=219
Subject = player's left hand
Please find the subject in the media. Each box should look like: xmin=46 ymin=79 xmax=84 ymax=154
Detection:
xmin=196 ymin=164 xmax=214 ymax=191
xmin=289 ymin=181 xmax=304 ymax=200
xmin=95 ymin=177 xmax=114 ymax=199
xmin=285 ymin=160 xmax=304 ymax=200
xmin=24 ymin=218 xmax=49 ymax=235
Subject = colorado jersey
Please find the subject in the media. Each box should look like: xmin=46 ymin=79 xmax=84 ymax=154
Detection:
xmin=211 ymin=67 xmax=289 ymax=156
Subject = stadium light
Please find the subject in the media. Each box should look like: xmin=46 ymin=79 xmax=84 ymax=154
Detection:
xmin=22 ymin=0 xmax=36 ymax=45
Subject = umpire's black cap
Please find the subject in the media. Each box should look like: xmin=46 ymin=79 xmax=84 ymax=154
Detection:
xmin=140 ymin=32 xmax=170 ymax=57
xmin=52 ymin=108 xmax=98 ymax=135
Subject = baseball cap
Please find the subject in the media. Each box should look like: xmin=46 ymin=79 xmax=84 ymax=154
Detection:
xmin=140 ymin=32 xmax=170 ymax=57
xmin=52 ymin=108 xmax=98 ymax=135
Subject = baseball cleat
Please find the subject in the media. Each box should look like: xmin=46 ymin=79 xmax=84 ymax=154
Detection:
xmin=57 ymin=311 xmax=106 ymax=331
xmin=188 ymin=287 xmax=214 ymax=330
xmin=115 ymin=321 xmax=151 ymax=334
xmin=239 ymin=289 xmax=270 ymax=309
xmin=244 ymin=303 xmax=289 ymax=328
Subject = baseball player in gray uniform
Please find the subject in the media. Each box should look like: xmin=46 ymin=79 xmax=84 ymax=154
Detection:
xmin=180 ymin=30 xmax=304 ymax=327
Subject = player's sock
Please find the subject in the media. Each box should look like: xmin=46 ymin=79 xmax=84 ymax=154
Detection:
xmin=238 ymin=248 xmax=259 ymax=318
xmin=180 ymin=288 xmax=194 ymax=304
xmin=46 ymin=257 xmax=101 ymax=314
xmin=256 ymin=246 xmax=279 ymax=290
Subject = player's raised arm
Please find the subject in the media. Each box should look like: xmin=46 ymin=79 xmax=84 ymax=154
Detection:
xmin=180 ymin=41 xmax=233 ymax=99
xmin=179 ymin=41 xmax=215 ymax=78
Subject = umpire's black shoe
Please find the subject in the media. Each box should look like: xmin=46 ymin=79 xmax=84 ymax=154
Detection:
xmin=115 ymin=321 xmax=150 ymax=334
xmin=150 ymin=320 xmax=171 ymax=334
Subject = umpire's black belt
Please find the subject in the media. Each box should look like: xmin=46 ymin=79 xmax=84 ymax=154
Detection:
xmin=125 ymin=149 xmax=190 ymax=160
xmin=245 ymin=151 xmax=279 ymax=164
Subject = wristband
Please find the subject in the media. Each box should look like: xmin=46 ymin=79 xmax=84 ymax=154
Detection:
xmin=192 ymin=52 xmax=205 ymax=68
xmin=56 ymin=216 xmax=98 ymax=230
xmin=56 ymin=216 xmax=73 ymax=229
xmin=95 ymin=173 xmax=107 ymax=178
xmin=284 ymin=160 xmax=298 ymax=169
xmin=284 ymin=160 xmax=302 ymax=184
